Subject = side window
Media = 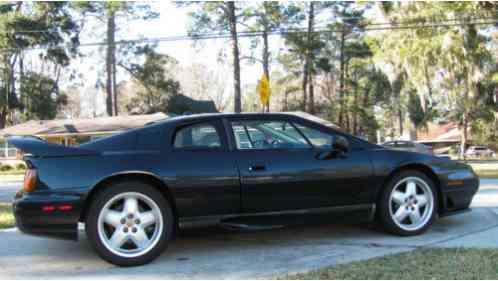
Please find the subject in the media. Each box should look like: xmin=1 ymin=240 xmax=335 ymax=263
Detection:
xmin=173 ymin=123 xmax=221 ymax=149
xmin=294 ymin=123 xmax=335 ymax=149
xmin=397 ymin=141 xmax=414 ymax=148
xmin=231 ymin=120 xmax=310 ymax=150
xmin=383 ymin=142 xmax=395 ymax=147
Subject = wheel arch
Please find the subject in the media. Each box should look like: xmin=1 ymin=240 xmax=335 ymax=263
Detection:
xmin=376 ymin=163 xmax=444 ymax=214
xmin=80 ymin=171 xmax=179 ymax=227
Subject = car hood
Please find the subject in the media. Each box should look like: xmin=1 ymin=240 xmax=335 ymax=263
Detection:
xmin=378 ymin=147 xmax=471 ymax=170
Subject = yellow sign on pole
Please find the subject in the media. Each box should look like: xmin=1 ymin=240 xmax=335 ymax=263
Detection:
xmin=257 ymin=74 xmax=271 ymax=109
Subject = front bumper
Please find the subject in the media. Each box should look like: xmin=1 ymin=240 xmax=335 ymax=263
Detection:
xmin=439 ymin=169 xmax=480 ymax=217
xmin=13 ymin=190 xmax=83 ymax=241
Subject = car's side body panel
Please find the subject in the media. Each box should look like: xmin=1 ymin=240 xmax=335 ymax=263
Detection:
xmin=159 ymin=149 xmax=241 ymax=218
xmin=233 ymin=149 xmax=375 ymax=212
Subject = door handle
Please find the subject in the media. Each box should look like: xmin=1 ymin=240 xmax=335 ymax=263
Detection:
xmin=248 ymin=164 xmax=266 ymax=172
xmin=315 ymin=150 xmax=348 ymax=160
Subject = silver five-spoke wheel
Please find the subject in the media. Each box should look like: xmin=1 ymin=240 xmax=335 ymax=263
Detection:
xmin=97 ymin=192 xmax=163 ymax=258
xmin=388 ymin=176 xmax=434 ymax=232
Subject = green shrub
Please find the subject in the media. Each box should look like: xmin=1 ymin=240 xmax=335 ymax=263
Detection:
xmin=15 ymin=163 xmax=26 ymax=170
xmin=0 ymin=165 xmax=13 ymax=172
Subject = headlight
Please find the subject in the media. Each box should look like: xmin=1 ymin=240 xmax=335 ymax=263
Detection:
xmin=448 ymin=170 xmax=475 ymax=181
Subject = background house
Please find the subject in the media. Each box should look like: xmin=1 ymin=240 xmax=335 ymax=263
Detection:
xmin=416 ymin=122 xmax=474 ymax=154
xmin=0 ymin=94 xmax=219 ymax=165
xmin=0 ymin=113 xmax=169 ymax=165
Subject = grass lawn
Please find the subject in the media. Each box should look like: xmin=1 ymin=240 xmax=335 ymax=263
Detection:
xmin=0 ymin=169 xmax=25 ymax=176
xmin=0 ymin=173 xmax=24 ymax=182
xmin=468 ymin=162 xmax=498 ymax=179
xmin=0 ymin=169 xmax=25 ymax=175
xmin=280 ymin=248 xmax=498 ymax=280
xmin=0 ymin=203 xmax=15 ymax=229
xmin=475 ymin=170 xmax=498 ymax=179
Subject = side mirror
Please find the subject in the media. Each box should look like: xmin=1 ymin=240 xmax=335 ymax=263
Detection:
xmin=315 ymin=135 xmax=350 ymax=160
xmin=333 ymin=136 xmax=349 ymax=154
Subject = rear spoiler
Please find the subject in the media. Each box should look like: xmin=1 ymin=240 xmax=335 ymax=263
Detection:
xmin=7 ymin=136 xmax=98 ymax=157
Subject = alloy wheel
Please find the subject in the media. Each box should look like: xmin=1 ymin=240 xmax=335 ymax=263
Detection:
xmin=97 ymin=192 xmax=163 ymax=258
xmin=388 ymin=176 xmax=434 ymax=232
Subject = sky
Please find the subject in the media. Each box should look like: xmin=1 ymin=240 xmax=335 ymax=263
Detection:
xmin=63 ymin=1 xmax=375 ymax=116
xmin=68 ymin=1 xmax=276 ymax=116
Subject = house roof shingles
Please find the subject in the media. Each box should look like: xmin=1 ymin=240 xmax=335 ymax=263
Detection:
xmin=417 ymin=122 xmax=472 ymax=143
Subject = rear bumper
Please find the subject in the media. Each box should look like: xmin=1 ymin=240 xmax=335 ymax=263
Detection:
xmin=13 ymin=191 xmax=83 ymax=241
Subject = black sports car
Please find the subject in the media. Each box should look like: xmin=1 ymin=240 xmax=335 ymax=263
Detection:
xmin=8 ymin=113 xmax=479 ymax=266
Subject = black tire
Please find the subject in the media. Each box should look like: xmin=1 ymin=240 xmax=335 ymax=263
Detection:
xmin=86 ymin=181 xmax=174 ymax=266
xmin=377 ymin=170 xmax=438 ymax=236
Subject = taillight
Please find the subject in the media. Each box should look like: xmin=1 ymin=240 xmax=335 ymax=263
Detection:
xmin=23 ymin=169 xmax=37 ymax=193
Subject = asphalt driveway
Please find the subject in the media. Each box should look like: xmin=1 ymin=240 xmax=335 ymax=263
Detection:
xmin=0 ymin=181 xmax=21 ymax=203
xmin=0 ymin=179 xmax=497 ymax=279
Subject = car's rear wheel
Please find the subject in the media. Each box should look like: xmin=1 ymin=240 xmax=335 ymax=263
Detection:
xmin=378 ymin=171 xmax=437 ymax=236
xmin=86 ymin=181 xmax=173 ymax=266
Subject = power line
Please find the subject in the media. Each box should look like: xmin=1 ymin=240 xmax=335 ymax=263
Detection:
xmin=66 ymin=19 xmax=498 ymax=45
xmin=1 ymin=18 xmax=498 ymax=53
xmin=1 ymin=15 xmax=497 ymax=35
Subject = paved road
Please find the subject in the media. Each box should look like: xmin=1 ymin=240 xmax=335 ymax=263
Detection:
xmin=0 ymin=181 xmax=21 ymax=203
xmin=0 ymin=179 xmax=497 ymax=279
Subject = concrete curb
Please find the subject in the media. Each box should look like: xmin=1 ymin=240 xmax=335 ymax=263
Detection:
xmin=0 ymin=227 xmax=17 ymax=232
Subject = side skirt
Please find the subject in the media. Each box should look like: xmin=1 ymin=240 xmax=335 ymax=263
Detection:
xmin=179 ymin=203 xmax=375 ymax=229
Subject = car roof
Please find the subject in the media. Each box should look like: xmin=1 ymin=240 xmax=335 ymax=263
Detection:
xmin=153 ymin=112 xmax=336 ymax=127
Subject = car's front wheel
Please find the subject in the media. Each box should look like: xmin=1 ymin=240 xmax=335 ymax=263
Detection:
xmin=378 ymin=171 xmax=437 ymax=236
xmin=86 ymin=181 xmax=173 ymax=266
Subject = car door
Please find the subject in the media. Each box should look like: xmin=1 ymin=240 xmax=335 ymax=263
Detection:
xmin=228 ymin=116 xmax=373 ymax=213
xmin=161 ymin=119 xmax=241 ymax=218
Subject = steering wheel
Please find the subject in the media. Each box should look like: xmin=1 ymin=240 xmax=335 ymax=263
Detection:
xmin=253 ymin=139 xmax=271 ymax=148
xmin=270 ymin=139 xmax=282 ymax=146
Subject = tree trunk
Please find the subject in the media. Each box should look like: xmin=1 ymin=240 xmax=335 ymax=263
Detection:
xmin=19 ymin=54 xmax=25 ymax=113
xmin=262 ymin=29 xmax=270 ymax=112
xmin=353 ymin=81 xmax=358 ymax=135
xmin=301 ymin=59 xmax=308 ymax=112
xmin=338 ymin=29 xmax=346 ymax=127
xmin=345 ymin=111 xmax=350 ymax=132
xmin=0 ymin=108 xmax=6 ymax=129
xmin=307 ymin=2 xmax=314 ymax=114
xmin=398 ymin=108 xmax=403 ymax=138
xmin=284 ymin=90 xmax=289 ymax=111
xmin=360 ymin=87 xmax=370 ymax=135
xmin=227 ymin=2 xmax=241 ymax=113
xmin=460 ymin=112 xmax=468 ymax=160
xmin=106 ymin=10 xmax=116 ymax=116
xmin=9 ymin=54 xmax=17 ymax=100
xmin=422 ymin=62 xmax=432 ymax=113
xmin=7 ymin=57 xmax=17 ymax=124
xmin=308 ymin=74 xmax=315 ymax=114
xmin=112 ymin=45 xmax=118 ymax=116
xmin=302 ymin=2 xmax=314 ymax=113
xmin=262 ymin=3 xmax=271 ymax=113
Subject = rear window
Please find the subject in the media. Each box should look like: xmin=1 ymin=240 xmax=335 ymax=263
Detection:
xmin=396 ymin=142 xmax=414 ymax=148
xmin=173 ymin=123 xmax=221 ymax=149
